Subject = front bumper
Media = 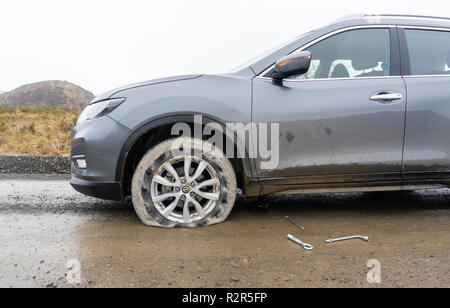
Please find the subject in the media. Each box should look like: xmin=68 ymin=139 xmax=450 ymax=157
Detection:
xmin=70 ymin=115 xmax=131 ymax=201
xmin=70 ymin=177 xmax=122 ymax=201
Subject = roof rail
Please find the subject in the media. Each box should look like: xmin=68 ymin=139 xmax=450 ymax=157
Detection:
xmin=363 ymin=14 xmax=450 ymax=22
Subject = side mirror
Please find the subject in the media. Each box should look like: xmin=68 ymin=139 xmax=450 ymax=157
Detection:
xmin=272 ymin=51 xmax=312 ymax=80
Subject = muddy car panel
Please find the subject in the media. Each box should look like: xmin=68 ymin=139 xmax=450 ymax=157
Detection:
xmin=71 ymin=14 xmax=450 ymax=201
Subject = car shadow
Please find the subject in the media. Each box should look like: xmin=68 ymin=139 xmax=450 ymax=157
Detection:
xmin=233 ymin=189 xmax=450 ymax=214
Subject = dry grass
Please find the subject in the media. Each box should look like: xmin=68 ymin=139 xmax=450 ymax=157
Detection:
xmin=0 ymin=107 xmax=81 ymax=156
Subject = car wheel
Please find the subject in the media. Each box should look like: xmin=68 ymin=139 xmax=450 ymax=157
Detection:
xmin=131 ymin=137 xmax=237 ymax=228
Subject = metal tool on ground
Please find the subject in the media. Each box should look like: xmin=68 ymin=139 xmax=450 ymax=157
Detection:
xmin=285 ymin=216 xmax=305 ymax=231
xmin=287 ymin=234 xmax=314 ymax=251
xmin=325 ymin=235 xmax=371 ymax=244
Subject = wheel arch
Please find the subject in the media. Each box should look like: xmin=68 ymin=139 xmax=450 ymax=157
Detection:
xmin=115 ymin=113 xmax=254 ymax=198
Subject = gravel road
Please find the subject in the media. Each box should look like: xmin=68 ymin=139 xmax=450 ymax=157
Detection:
xmin=0 ymin=174 xmax=449 ymax=288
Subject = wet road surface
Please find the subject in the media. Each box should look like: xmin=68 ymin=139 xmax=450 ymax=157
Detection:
xmin=0 ymin=174 xmax=449 ymax=288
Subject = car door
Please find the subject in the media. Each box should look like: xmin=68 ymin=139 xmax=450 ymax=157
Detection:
xmin=399 ymin=27 xmax=450 ymax=180
xmin=252 ymin=27 xmax=407 ymax=185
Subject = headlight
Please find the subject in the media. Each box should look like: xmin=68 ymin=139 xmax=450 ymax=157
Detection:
xmin=77 ymin=98 xmax=125 ymax=125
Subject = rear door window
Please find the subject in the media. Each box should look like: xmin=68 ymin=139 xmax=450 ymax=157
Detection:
xmin=404 ymin=29 xmax=450 ymax=76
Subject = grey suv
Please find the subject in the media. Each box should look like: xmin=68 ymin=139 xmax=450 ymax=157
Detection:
xmin=71 ymin=14 xmax=450 ymax=228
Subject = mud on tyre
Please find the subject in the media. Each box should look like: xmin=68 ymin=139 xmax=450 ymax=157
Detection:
xmin=131 ymin=137 xmax=237 ymax=228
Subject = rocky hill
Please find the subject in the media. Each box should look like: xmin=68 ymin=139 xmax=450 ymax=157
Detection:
xmin=0 ymin=81 xmax=94 ymax=109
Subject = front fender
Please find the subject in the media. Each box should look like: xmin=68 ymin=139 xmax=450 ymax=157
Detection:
xmin=107 ymin=74 xmax=252 ymax=129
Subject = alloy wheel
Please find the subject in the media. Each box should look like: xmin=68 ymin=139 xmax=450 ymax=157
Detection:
xmin=150 ymin=156 xmax=221 ymax=224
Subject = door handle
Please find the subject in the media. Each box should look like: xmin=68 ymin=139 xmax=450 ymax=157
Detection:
xmin=370 ymin=93 xmax=402 ymax=102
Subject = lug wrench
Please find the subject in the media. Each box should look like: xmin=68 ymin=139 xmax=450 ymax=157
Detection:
xmin=325 ymin=235 xmax=371 ymax=244
xmin=288 ymin=234 xmax=314 ymax=251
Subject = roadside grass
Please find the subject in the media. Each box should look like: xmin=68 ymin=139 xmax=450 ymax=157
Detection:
xmin=0 ymin=107 xmax=81 ymax=156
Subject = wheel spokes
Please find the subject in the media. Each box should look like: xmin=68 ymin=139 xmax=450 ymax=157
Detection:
xmin=153 ymin=192 xmax=179 ymax=203
xmin=151 ymin=155 xmax=221 ymax=224
xmin=184 ymin=157 xmax=192 ymax=181
xmin=161 ymin=195 xmax=181 ymax=217
xmin=195 ymin=190 xmax=220 ymax=201
xmin=153 ymin=175 xmax=179 ymax=187
xmin=183 ymin=199 xmax=191 ymax=222
xmin=191 ymin=161 xmax=207 ymax=182
xmin=196 ymin=178 xmax=220 ymax=189
xmin=189 ymin=197 xmax=206 ymax=217
xmin=162 ymin=162 xmax=181 ymax=184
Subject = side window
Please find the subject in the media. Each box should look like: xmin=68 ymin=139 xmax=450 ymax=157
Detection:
xmin=296 ymin=59 xmax=321 ymax=79
xmin=405 ymin=29 xmax=450 ymax=76
xmin=287 ymin=28 xmax=391 ymax=80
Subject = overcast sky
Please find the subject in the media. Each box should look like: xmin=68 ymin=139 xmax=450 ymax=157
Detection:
xmin=0 ymin=0 xmax=449 ymax=95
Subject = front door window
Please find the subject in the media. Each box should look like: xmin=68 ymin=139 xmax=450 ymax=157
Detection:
xmin=267 ymin=28 xmax=391 ymax=80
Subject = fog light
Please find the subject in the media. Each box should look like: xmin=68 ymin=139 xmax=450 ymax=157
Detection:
xmin=73 ymin=156 xmax=87 ymax=169
xmin=76 ymin=159 xmax=87 ymax=169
